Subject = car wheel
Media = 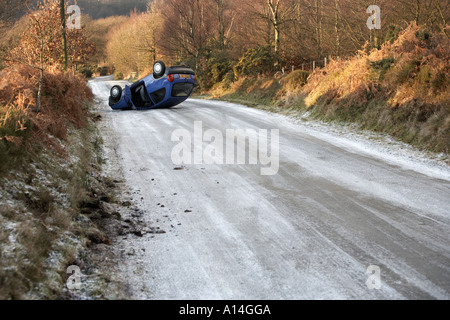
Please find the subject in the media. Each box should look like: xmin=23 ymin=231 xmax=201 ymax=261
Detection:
xmin=110 ymin=85 xmax=122 ymax=103
xmin=153 ymin=61 xmax=166 ymax=79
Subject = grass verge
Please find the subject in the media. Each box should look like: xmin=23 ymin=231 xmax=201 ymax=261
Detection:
xmin=0 ymin=112 xmax=112 ymax=299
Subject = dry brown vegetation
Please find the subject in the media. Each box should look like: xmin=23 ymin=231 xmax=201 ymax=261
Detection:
xmin=0 ymin=1 xmax=107 ymax=299
xmin=105 ymin=11 xmax=157 ymax=79
xmin=301 ymin=24 xmax=449 ymax=153
xmin=205 ymin=24 xmax=449 ymax=154
xmin=83 ymin=15 xmax=129 ymax=69
xmin=0 ymin=0 xmax=447 ymax=300
xmin=303 ymin=25 xmax=449 ymax=107
xmin=8 ymin=1 xmax=95 ymax=73
xmin=1 ymin=0 xmax=95 ymax=172
xmin=0 ymin=65 xmax=93 ymax=169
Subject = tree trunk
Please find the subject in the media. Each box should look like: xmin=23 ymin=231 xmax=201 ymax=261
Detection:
xmin=334 ymin=0 xmax=341 ymax=57
xmin=274 ymin=23 xmax=280 ymax=54
xmin=415 ymin=0 xmax=421 ymax=25
xmin=152 ymin=28 xmax=156 ymax=63
xmin=37 ymin=28 xmax=45 ymax=113
xmin=267 ymin=0 xmax=280 ymax=54
xmin=315 ymin=0 xmax=323 ymax=59
xmin=60 ymin=0 xmax=68 ymax=71
xmin=216 ymin=0 xmax=225 ymax=48
xmin=37 ymin=67 xmax=43 ymax=113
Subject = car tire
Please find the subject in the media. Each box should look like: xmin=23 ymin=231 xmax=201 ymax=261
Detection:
xmin=110 ymin=85 xmax=122 ymax=103
xmin=153 ymin=61 xmax=166 ymax=79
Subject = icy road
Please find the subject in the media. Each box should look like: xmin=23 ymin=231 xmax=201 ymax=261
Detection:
xmin=89 ymin=76 xmax=450 ymax=299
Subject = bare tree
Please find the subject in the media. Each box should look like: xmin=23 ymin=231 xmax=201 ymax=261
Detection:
xmin=156 ymin=0 xmax=211 ymax=67
xmin=248 ymin=0 xmax=298 ymax=55
xmin=25 ymin=3 xmax=56 ymax=113
xmin=9 ymin=1 xmax=94 ymax=111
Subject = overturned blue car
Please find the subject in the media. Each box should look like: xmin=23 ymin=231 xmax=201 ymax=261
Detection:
xmin=109 ymin=61 xmax=195 ymax=110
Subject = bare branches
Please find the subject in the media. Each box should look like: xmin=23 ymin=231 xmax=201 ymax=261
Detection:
xmin=105 ymin=0 xmax=449 ymax=77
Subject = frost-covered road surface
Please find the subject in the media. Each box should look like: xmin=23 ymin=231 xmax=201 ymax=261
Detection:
xmin=89 ymin=76 xmax=450 ymax=299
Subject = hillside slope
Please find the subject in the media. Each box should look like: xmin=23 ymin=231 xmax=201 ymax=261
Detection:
xmin=205 ymin=24 xmax=449 ymax=155
xmin=302 ymin=24 xmax=449 ymax=154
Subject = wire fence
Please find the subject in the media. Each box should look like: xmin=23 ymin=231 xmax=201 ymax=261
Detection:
xmin=281 ymin=57 xmax=330 ymax=74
